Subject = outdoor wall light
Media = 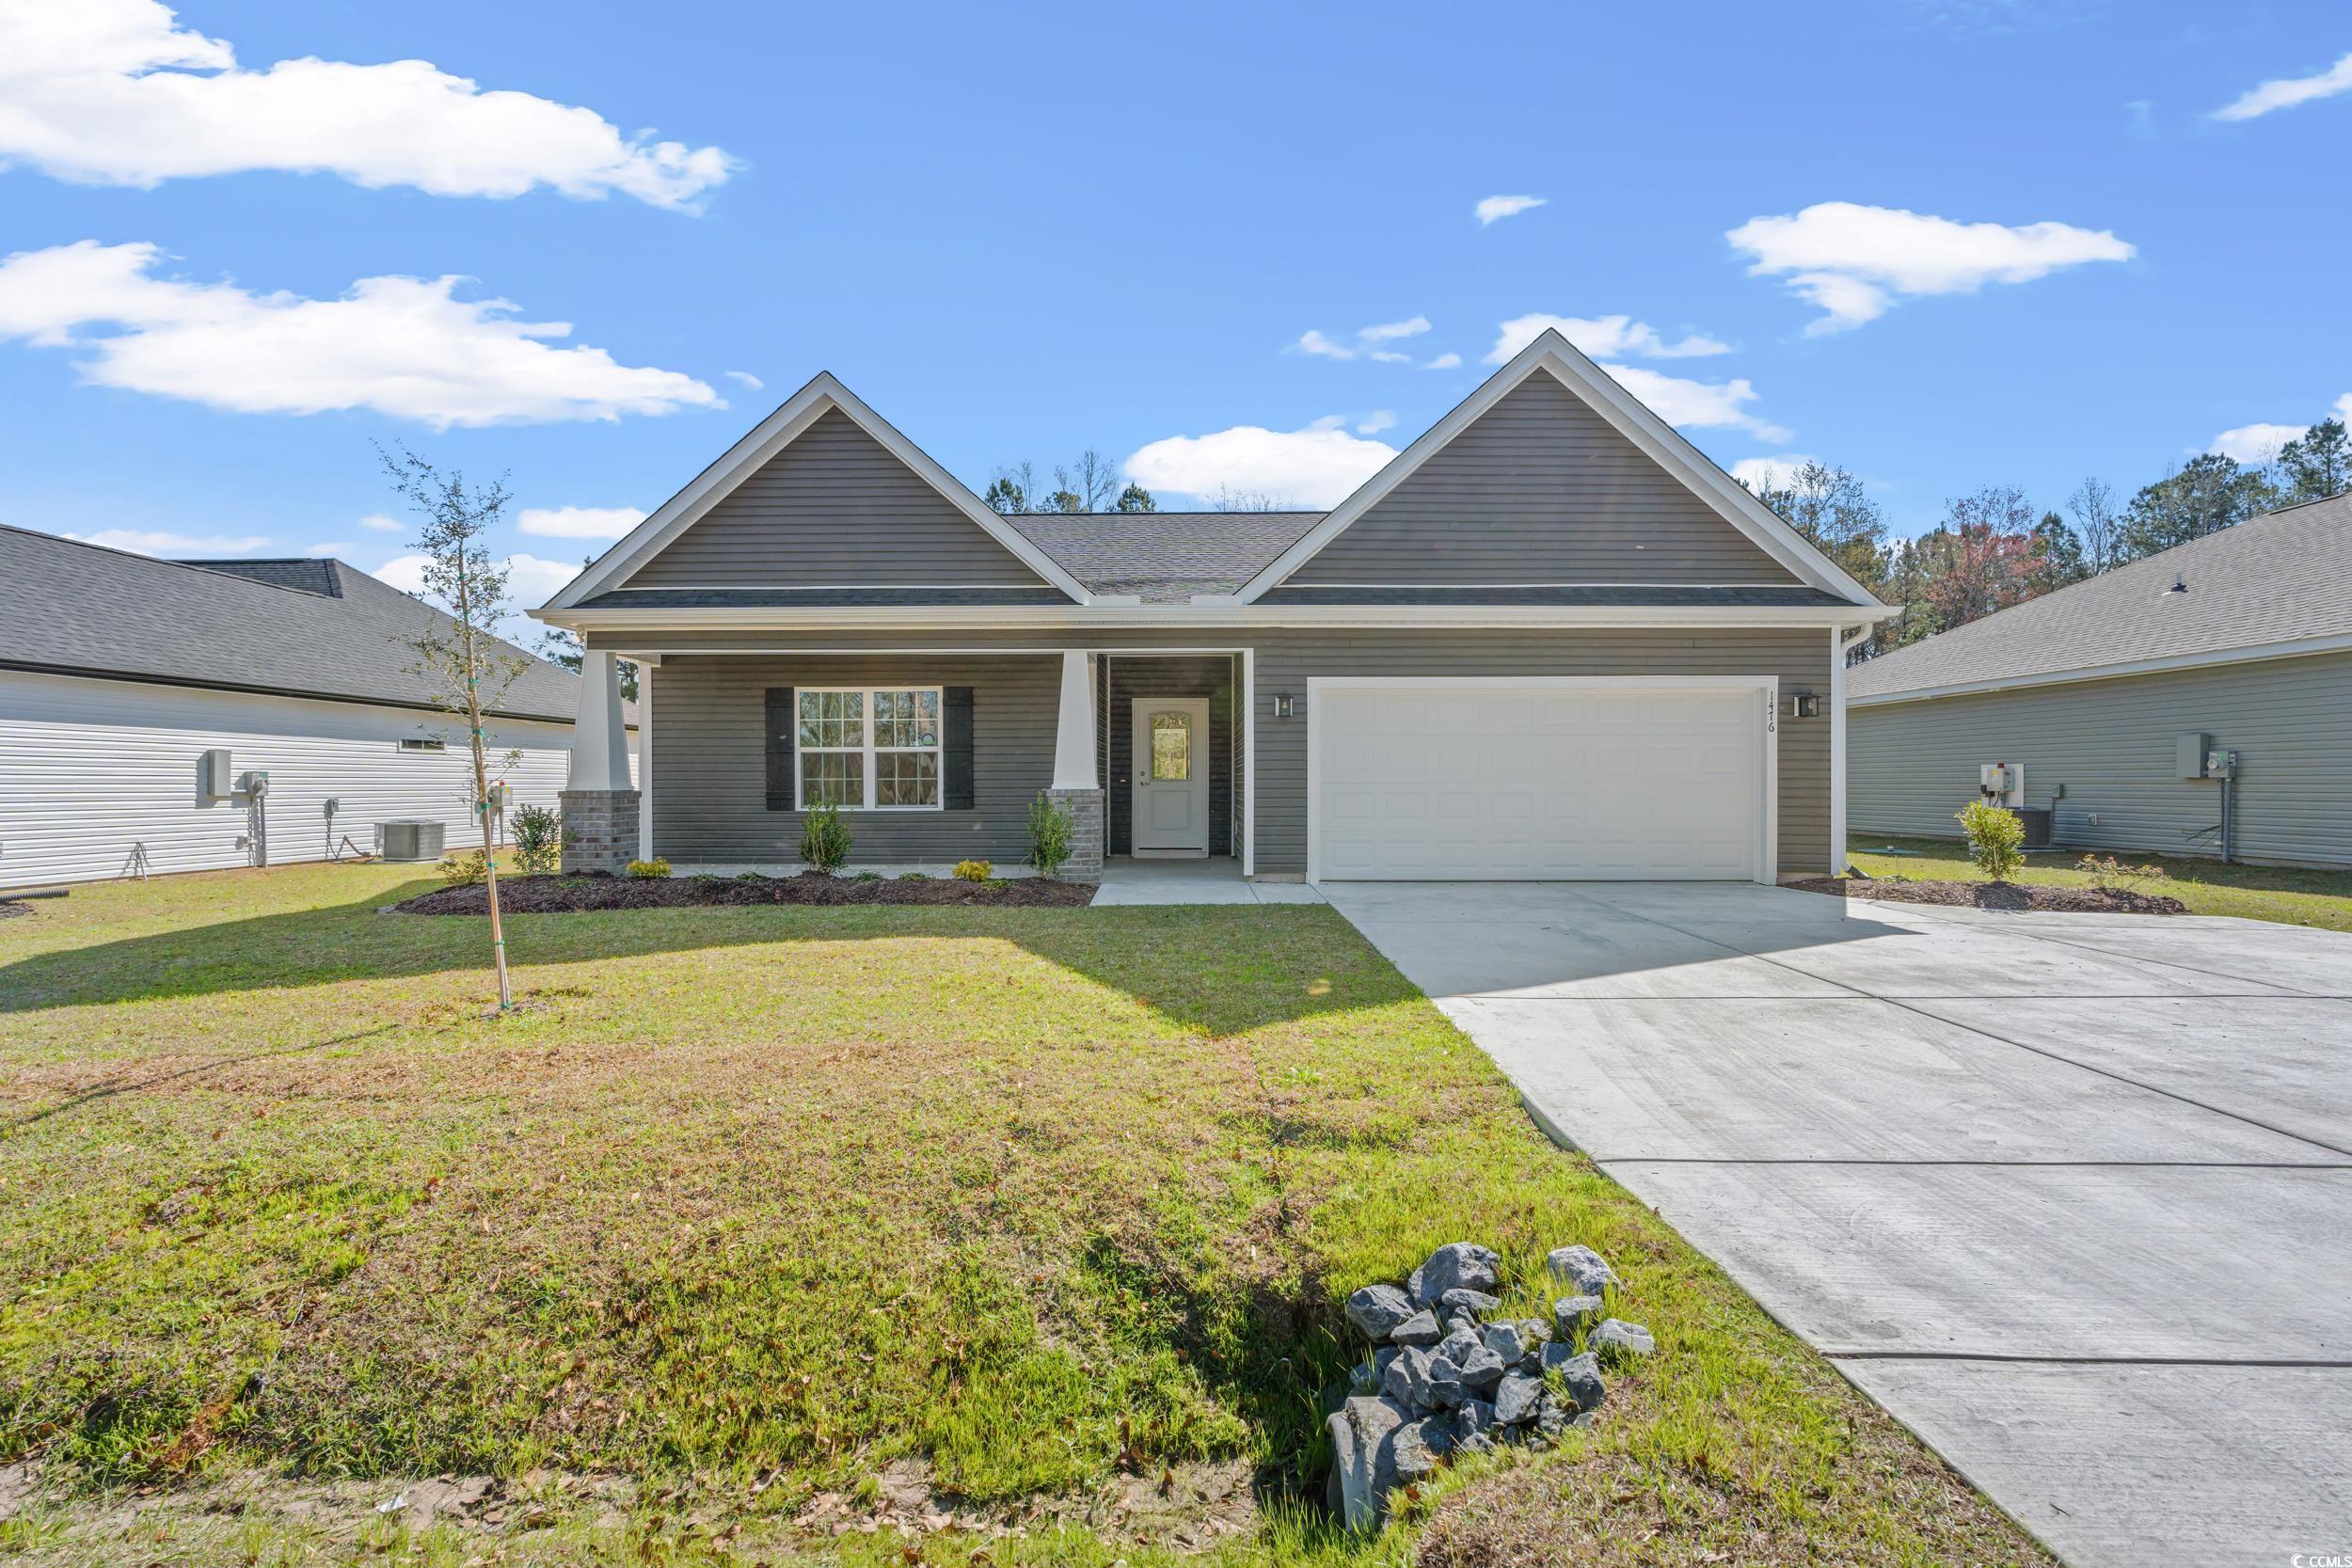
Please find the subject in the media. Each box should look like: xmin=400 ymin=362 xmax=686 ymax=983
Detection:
xmin=1272 ymin=693 xmax=1295 ymax=719
xmin=1788 ymin=691 xmax=1821 ymax=720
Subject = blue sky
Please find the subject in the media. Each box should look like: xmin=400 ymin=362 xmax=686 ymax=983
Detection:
xmin=2 ymin=0 xmax=2345 ymax=619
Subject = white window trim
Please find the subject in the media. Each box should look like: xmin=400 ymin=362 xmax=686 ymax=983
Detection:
xmin=794 ymin=685 xmax=946 ymax=813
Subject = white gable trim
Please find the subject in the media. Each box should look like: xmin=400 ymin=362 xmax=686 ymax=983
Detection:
xmin=1227 ymin=329 xmax=1883 ymax=608
xmin=542 ymin=372 xmax=1092 ymax=611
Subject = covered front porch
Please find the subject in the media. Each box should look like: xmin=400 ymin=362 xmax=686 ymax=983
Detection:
xmin=558 ymin=644 xmax=1254 ymax=882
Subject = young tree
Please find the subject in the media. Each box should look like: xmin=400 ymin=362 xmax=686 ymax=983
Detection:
xmin=2064 ymin=476 xmax=2124 ymax=576
xmin=986 ymin=453 xmax=1153 ymax=514
xmin=2118 ymin=453 xmax=2271 ymax=561
xmin=1114 ymin=482 xmax=1157 ymax=513
xmin=380 ymin=445 xmax=528 ymax=1011
xmin=2277 ymin=417 xmax=2350 ymax=502
xmin=1056 ymin=450 xmax=1123 ymax=513
xmin=536 ymin=624 xmax=639 ymax=703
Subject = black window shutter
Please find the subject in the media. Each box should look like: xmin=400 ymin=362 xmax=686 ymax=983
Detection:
xmin=944 ymin=686 xmax=975 ymax=809
xmin=764 ymin=688 xmax=795 ymax=810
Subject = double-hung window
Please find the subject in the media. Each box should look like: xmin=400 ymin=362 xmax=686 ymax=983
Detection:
xmin=797 ymin=688 xmax=942 ymax=810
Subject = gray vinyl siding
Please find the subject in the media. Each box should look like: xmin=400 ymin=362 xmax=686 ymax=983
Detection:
xmin=625 ymin=410 xmax=1051 ymax=589
xmin=1287 ymin=375 xmax=1802 ymax=588
xmin=1849 ymin=650 xmax=2352 ymax=868
xmin=616 ymin=626 xmax=1835 ymax=877
xmin=649 ymin=654 xmax=1058 ymax=865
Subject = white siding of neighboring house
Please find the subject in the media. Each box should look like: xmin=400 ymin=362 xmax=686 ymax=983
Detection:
xmin=0 ymin=670 xmax=631 ymax=889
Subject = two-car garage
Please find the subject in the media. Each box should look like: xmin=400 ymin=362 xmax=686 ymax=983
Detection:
xmin=1307 ymin=678 xmax=1777 ymax=882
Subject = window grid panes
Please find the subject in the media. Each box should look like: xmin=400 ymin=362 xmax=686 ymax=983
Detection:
xmin=796 ymin=687 xmax=944 ymax=812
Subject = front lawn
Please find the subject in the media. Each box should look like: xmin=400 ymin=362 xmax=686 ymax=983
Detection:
xmin=1847 ymin=833 xmax=2352 ymax=932
xmin=0 ymin=863 xmax=2042 ymax=1566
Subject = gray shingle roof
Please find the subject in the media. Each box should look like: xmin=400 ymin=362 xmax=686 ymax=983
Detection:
xmin=1849 ymin=493 xmax=2352 ymax=702
xmin=0 ymin=525 xmax=598 ymax=725
xmin=578 ymin=586 xmax=1072 ymax=609
xmin=999 ymin=511 xmax=1324 ymax=601
xmin=1260 ymin=584 xmax=1851 ymax=607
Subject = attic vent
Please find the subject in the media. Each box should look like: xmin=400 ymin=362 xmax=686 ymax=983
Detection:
xmin=2168 ymin=573 xmax=2188 ymax=594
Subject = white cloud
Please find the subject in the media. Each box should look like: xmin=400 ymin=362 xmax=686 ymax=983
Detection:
xmin=357 ymin=512 xmax=402 ymax=532
xmin=0 ymin=240 xmax=722 ymax=427
xmin=0 ymin=0 xmax=735 ymax=207
xmin=1292 ymin=315 xmax=1433 ymax=365
xmin=723 ymin=369 xmax=764 ymax=388
xmin=1125 ymin=419 xmax=1398 ymax=509
xmin=2208 ymin=422 xmax=2306 ymax=462
xmin=1599 ymin=365 xmax=1791 ymax=443
xmin=517 ymin=504 xmax=646 ymax=539
xmin=2211 ymin=51 xmax=2352 ymax=121
xmin=67 ymin=527 xmax=272 ymax=555
xmin=1729 ymin=455 xmax=1822 ymax=489
xmin=304 ymin=540 xmax=352 ymax=558
xmin=1474 ymin=194 xmax=1546 ymax=226
xmin=1486 ymin=312 xmax=1734 ymax=365
xmin=370 ymin=549 xmax=580 ymax=616
xmin=1424 ymin=352 xmax=1462 ymax=370
xmin=503 ymin=552 xmax=584 ymax=609
xmin=1355 ymin=410 xmax=1397 ymax=436
xmin=1727 ymin=202 xmax=2135 ymax=334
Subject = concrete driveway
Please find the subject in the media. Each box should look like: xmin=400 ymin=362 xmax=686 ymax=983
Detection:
xmin=1323 ymin=880 xmax=2352 ymax=1568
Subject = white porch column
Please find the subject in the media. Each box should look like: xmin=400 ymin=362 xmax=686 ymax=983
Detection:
xmin=566 ymin=649 xmax=632 ymax=791
xmin=1051 ymin=650 xmax=1099 ymax=789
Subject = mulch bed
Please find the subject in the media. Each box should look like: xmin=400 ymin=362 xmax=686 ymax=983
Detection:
xmin=0 ymin=900 xmax=32 ymax=920
xmin=394 ymin=870 xmax=1096 ymax=914
xmin=1788 ymin=876 xmax=2185 ymax=914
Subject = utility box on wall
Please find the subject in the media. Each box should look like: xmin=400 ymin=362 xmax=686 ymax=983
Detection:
xmin=200 ymin=748 xmax=233 ymax=798
xmin=2177 ymin=733 xmax=2211 ymax=779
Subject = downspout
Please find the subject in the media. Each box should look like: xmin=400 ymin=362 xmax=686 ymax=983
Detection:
xmin=1830 ymin=623 xmax=1869 ymax=876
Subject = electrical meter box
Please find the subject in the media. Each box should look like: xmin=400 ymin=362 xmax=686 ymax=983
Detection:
xmin=2206 ymin=749 xmax=2238 ymax=779
xmin=1978 ymin=763 xmax=2024 ymax=806
xmin=2177 ymin=733 xmax=2211 ymax=779
xmin=239 ymin=769 xmax=270 ymax=796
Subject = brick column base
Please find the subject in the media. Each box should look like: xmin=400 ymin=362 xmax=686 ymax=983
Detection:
xmin=1043 ymin=787 xmax=1104 ymax=882
xmin=560 ymin=789 xmax=641 ymax=873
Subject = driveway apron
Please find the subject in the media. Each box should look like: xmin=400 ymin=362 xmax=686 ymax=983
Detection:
xmin=1323 ymin=880 xmax=2352 ymax=1568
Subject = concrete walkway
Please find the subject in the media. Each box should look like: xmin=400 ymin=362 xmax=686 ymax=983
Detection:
xmin=1093 ymin=857 xmax=1326 ymax=906
xmin=1322 ymin=880 xmax=2352 ymax=1568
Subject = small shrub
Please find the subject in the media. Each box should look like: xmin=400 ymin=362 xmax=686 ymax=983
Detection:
xmin=1026 ymin=792 xmax=1074 ymax=878
xmin=509 ymin=802 xmax=564 ymax=875
xmin=953 ymin=859 xmax=993 ymax=882
xmin=625 ymin=857 xmax=673 ymax=879
xmin=2076 ymin=853 xmax=2167 ymax=895
xmin=1954 ymin=800 xmax=2026 ymax=882
xmin=437 ymin=849 xmax=489 ymax=886
xmin=895 ymin=871 xmax=929 ymax=881
xmin=734 ymin=870 xmax=766 ymax=881
xmin=853 ymin=870 xmax=882 ymax=882
xmin=801 ymin=803 xmax=852 ymax=874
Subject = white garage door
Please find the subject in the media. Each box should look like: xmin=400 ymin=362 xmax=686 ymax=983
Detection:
xmin=1311 ymin=682 xmax=1770 ymax=880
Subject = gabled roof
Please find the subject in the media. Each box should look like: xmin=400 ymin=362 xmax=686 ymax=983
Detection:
xmin=544 ymin=372 xmax=1096 ymax=610
xmin=1849 ymin=491 xmax=2352 ymax=704
xmin=1001 ymin=511 xmax=1324 ymax=602
xmin=1223 ymin=328 xmax=1887 ymax=609
xmin=0 ymin=525 xmax=598 ymax=725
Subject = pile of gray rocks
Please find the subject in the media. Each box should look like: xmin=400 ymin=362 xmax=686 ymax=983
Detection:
xmin=1324 ymin=1241 xmax=1654 ymax=1531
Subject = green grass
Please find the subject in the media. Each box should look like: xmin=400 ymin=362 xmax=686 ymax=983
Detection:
xmin=0 ymin=863 xmax=2043 ymax=1566
xmin=1849 ymin=832 xmax=2352 ymax=931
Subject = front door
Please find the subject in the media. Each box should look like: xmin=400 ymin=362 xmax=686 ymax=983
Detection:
xmin=1130 ymin=697 xmax=1211 ymax=855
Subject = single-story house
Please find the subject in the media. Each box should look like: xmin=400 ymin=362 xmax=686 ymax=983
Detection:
xmin=532 ymin=329 xmax=1891 ymax=884
xmin=1848 ymin=491 xmax=2352 ymax=867
xmin=0 ymin=526 xmax=634 ymax=890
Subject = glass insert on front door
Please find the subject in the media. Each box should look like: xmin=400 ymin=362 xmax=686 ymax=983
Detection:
xmin=1150 ymin=711 xmax=1192 ymax=780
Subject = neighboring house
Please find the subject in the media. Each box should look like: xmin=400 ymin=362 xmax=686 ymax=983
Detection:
xmin=1848 ymin=491 xmax=2352 ymax=867
xmin=532 ymin=330 xmax=1889 ymax=883
xmin=0 ymin=526 xmax=633 ymax=889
